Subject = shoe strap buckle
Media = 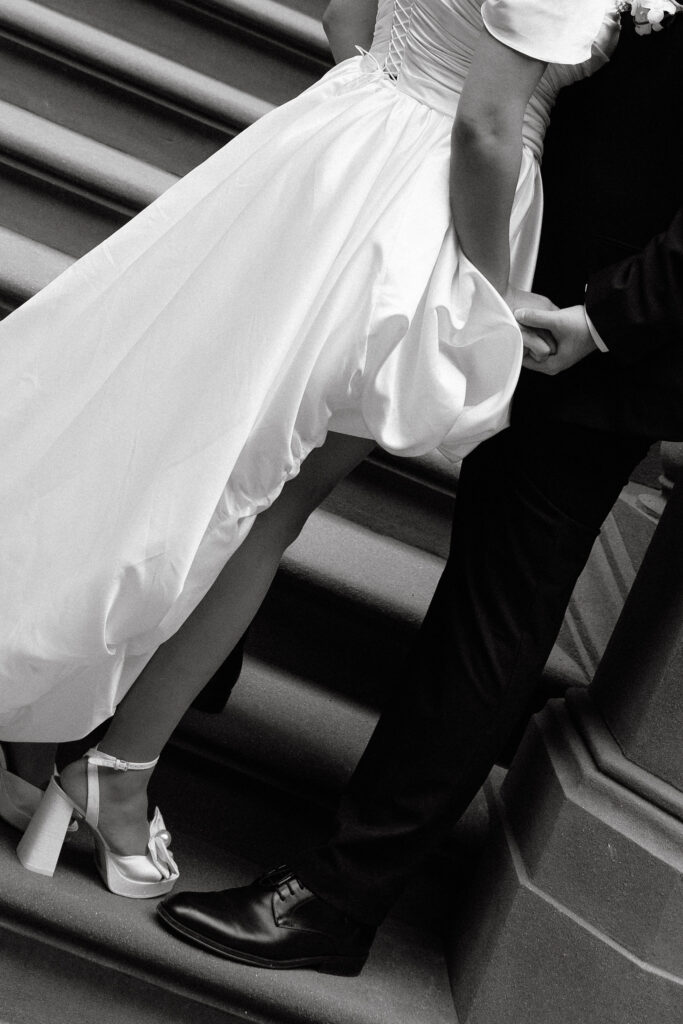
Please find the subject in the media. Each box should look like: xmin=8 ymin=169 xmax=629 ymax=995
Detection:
xmin=85 ymin=747 xmax=159 ymax=772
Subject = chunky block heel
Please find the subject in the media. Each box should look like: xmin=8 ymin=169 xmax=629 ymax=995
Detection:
xmin=17 ymin=778 xmax=75 ymax=876
xmin=0 ymin=743 xmax=43 ymax=832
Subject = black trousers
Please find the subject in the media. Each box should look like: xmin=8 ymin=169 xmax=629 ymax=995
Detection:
xmin=291 ymin=365 xmax=653 ymax=926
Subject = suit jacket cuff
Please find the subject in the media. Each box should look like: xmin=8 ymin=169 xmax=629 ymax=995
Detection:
xmin=584 ymin=263 xmax=637 ymax=363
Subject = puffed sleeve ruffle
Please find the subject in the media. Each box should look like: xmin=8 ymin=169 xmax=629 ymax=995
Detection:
xmin=481 ymin=0 xmax=609 ymax=65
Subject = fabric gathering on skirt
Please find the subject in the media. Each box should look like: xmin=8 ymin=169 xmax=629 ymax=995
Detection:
xmin=0 ymin=0 xmax=617 ymax=739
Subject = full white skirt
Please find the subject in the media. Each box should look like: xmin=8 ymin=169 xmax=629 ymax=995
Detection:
xmin=0 ymin=57 xmax=542 ymax=739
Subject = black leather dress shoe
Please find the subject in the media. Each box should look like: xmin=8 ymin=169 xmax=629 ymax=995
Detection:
xmin=157 ymin=865 xmax=375 ymax=975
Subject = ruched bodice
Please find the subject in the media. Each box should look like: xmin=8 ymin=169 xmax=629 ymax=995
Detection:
xmin=367 ymin=0 xmax=618 ymax=156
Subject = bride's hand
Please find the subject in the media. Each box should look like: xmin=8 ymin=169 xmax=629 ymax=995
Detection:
xmin=514 ymin=305 xmax=599 ymax=374
xmin=505 ymin=287 xmax=558 ymax=362
xmin=504 ymin=286 xmax=556 ymax=314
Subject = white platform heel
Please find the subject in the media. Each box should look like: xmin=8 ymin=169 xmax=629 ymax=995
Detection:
xmin=0 ymin=743 xmax=78 ymax=834
xmin=17 ymin=747 xmax=179 ymax=898
xmin=0 ymin=744 xmax=42 ymax=832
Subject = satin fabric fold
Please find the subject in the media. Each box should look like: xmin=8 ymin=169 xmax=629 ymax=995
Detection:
xmin=0 ymin=1 xmax=617 ymax=739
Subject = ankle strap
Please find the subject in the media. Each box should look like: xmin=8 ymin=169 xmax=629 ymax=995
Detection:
xmin=85 ymin=748 xmax=159 ymax=772
xmin=83 ymin=747 xmax=159 ymax=829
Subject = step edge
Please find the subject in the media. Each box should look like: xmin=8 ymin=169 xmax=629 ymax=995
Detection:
xmin=0 ymin=0 xmax=273 ymax=128
xmin=0 ymin=907 xmax=274 ymax=1024
xmin=0 ymin=98 xmax=178 ymax=208
xmin=174 ymin=656 xmax=588 ymax=804
xmin=279 ymin=508 xmax=444 ymax=624
xmin=191 ymin=0 xmax=330 ymax=56
xmin=0 ymin=226 xmax=72 ymax=300
xmin=0 ymin=885 xmax=452 ymax=1024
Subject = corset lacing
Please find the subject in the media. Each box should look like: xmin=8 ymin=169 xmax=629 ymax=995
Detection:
xmin=385 ymin=0 xmax=417 ymax=80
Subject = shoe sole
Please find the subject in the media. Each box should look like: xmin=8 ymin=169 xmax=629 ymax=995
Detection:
xmin=156 ymin=905 xmax=366 ymax=976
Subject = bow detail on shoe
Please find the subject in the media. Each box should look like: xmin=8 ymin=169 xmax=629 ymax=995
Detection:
xmin=147 ymin=807 xmax=179 ymax=881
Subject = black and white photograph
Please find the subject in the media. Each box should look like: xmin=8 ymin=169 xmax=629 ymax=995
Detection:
xmin=0 ymin=1 xmax=681 ymax=1021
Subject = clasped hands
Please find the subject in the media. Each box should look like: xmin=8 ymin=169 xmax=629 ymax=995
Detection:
xmin=505 ymin=287 xmax=599 ymax=374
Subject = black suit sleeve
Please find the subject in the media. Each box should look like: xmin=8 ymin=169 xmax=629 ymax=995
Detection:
xmin=585 ymin=205 xmax=683 ymax=365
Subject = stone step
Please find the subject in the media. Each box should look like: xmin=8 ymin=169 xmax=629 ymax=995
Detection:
xmin=0 ymin=0 xmax=326 ymax=250
xmin=0 ymin=98 xmax=177 ymax=208
xmin=180 ymin=0 xmax=330 ymax=62
xmin=0 ymin=746 xmax=458 ymax=1024
xmin=273 ymin=0 xmax=329 ymax=22
xmin=324 ymin=450 xmax=457 ymax=559
xmin=0 ymin=0 xmax=273 ymax=140
xmin=0 ymin=158 xmax=128 ymax=258
xmin=242 ymin=508 xmax=447 ymax=710
xmin=0 ymin=0 xmax=327 ymax=184
xmin=25 ymin=0 xmax=326 ymax=101
xmin=0 ymin=97 xmax=176 ymax=251
xmin=0 ymin=99 xmax=177 ymax=255
xmin=0 ymin=0 xmax=326 ymax=236
xmin=0 ymin=225 xmax=71 ymax=311
xmin=0 ymin=30 xmax=233 ymax=176
xmin=178 ymin=656 xmax=376 ymax=801
xmin=253 ymin=508 xmax=585 ymax=703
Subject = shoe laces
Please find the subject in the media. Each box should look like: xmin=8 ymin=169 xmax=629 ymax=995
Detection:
xmin=258 ymin=865 xmax=305 ymax=900
xmin=277 ymin=877 xmax=303 ymax=900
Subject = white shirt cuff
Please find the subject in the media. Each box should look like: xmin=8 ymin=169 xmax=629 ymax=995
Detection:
xmin=583 ymin=304 xmax=608 ymax=352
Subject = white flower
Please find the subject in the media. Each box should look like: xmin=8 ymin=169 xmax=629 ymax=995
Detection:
xmin=627 ymin=0 xmax=683 ymax=34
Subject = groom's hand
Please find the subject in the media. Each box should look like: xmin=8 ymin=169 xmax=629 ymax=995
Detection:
xmin=515 ymin=304 xmax=599 ymax=374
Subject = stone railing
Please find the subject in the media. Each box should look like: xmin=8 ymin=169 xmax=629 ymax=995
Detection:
xmin=448 ymin=478 xmax=683 ymax=1023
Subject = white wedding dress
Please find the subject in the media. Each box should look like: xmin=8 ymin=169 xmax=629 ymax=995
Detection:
xmin=0 ymin=0 xmax=618 ymax=740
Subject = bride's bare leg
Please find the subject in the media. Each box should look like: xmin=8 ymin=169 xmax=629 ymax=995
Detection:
xmin=60 ymin=432 xmax=375 ymax=852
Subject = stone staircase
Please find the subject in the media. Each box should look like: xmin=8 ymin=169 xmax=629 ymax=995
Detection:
xmin=0 ymin=3 xmax=661 ymax=1022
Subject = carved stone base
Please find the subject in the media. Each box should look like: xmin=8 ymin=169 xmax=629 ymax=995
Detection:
xmin=556 ymin=491 xmax=657 ymax=683
xmin=448 ymin=701 xmax=683 ymax=1024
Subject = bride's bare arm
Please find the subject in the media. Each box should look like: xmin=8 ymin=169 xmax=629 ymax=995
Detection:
xmin=450 ymin=29 xmax=546 ymax=297
xmin=323 ymin=0 xmax=378 ymax=63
